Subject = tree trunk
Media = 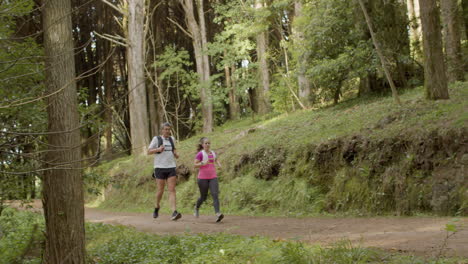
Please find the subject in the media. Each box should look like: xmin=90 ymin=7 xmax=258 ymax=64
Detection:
xmin=104 ymin=3 xmax=114 ymax=157
xmin=419 ymin=0 xmax=450 ymax=99
xmin=42 ymin=0 xmax=85 ymax=261
xmin=180 ymin=0 xmax=213 ymax=132
xmin=147 ymin=82 xmax=159 ymax=136
xmin=127 ymin=0 xmax=150 ymax=154
xmin=463 ymin=0 xmax=468 ymax=40
xmin=197 ymin=0 xmax=213 ymax=132
xmin=225 ymin=58 xmax=240 ymax=120
xmin=147 ymin=0 xmax=163 ymax=137
xmin=407 ymin=0 xmax=423 ymax=59
xmin=255 ymin=0 xmax=271 ymax=115
xmin=440 ymin=0 xmax=465 ymax=82
xmin=104 ymin=55 xmax=113 ymax=157
xmin=357 ymin=0 xmax=402 ymax=105
xmin=294 ymin=1 xmax=311 ymax=107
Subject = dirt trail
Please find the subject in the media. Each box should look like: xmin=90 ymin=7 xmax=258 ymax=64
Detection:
xmin=84 ymin=207 xmax=468 ymax=258
xmin=8 ymin=201 xmax=467 ymax=258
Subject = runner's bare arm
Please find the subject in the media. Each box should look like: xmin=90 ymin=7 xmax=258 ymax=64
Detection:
xmin=147 ymin=146 xmax=164 ymax=155
xmin=194 ymin=159 xmax=204 ymax=168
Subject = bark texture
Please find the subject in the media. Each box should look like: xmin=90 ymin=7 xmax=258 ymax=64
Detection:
xmin=226 ymin=60 xmax=240 ymax=120
xmin=104 ymin=4 xmax=114 ymax=157
xmin=127 ymin=0 xmax=150 ymax=154
xmin=255 ymin=0 xmax=271 ymax=115
xmin=42 ymin=0 xmax=85 ymax=261
xmin=419 ymin=0 xmax=449 ymax=99
xmin=179 ymin=0 xmax=213 ymax=132
xmin=294 ymin=1 xmax=311 ymax=107
xmin=440 ymin=0 xmax=465 ymax=82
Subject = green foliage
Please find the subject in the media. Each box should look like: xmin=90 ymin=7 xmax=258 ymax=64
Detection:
xmin=0 ymin=0 xmax=44 ymax=203
xmin=0 ymin=208 xmax=43 ymax=264
xmin=294 ymin=0 xmax=372 ymax=103
xmin=155 ymin=46 xmax=198 ymax=100
xmin=271 ymin=70 xmax=299 ymax=113
xmin=209 ymin=1 xmax=261 ymax=118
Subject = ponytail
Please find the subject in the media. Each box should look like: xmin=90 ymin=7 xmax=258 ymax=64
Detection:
xmin=197 ymin=137 xmax=207 ymax=152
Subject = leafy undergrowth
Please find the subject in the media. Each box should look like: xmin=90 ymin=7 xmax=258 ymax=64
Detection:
xmin=0 ymin=208 xmax=44 ymax=264
xmin=87 ymin=82 xmax=468 ymax=217
xmin=1 ymin=209 xmax=465 ymax=264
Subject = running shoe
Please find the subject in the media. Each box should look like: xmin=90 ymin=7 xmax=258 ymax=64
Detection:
xmin=216 ymin=213 xmax=224 ymax=223
xmin=153 ymin=207 xmax=159 ymax=219
xmin=171 ymin=210 xmax=182 ymax=221
xmin=194 ymin=206 xmax=199 ymax=218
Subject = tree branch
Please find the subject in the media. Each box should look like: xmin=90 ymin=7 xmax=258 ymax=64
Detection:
xmin=93 ymin=31 xmax=128 ymax=47
xmin=167 ymin=17 xmax=193 ymax=39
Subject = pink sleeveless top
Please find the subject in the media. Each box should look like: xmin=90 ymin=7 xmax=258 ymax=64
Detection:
xmin=195 ymin=151 xmax=217 ymax=179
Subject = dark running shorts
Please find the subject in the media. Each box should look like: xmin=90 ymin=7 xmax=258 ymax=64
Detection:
xmin=153 ymin=168 xmax=177 ymax=180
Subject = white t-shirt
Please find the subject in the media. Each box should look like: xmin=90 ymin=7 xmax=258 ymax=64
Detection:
xmin=148 ymin=136 xmax=176 ymax=168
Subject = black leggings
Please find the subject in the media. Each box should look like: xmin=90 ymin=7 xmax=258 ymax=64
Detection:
xmin=196 ymin=178 xmax=220 ymax=213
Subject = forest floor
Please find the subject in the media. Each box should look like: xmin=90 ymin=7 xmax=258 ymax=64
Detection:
xmin=84 ymin=207 xmax=468 ymax=258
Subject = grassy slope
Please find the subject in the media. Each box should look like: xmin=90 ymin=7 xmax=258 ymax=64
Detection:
xmin=88 ymin=82 xmax=467 ymax=216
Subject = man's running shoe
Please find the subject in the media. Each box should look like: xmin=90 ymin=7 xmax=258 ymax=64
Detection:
xmin=153 ymin=207 xmax=159 ymax=219
xmin=171 ymin=210 xmax=182 ymax=221
xmin=216 ymin=213 xmax=224 ymax=223
xmin=194 ymin=206 xmax=199 ymax=218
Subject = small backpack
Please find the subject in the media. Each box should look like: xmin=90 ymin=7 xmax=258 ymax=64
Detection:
xmin=201 ymin=150 xmax=216 ymax=164
xmin=155 ymin=136 xmax=175 ymax=154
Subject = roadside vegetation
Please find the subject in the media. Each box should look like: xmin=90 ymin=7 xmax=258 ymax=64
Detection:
xmin=1 ymin=209 xmax=464 ymax=264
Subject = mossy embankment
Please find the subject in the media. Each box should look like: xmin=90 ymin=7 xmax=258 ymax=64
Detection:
xmin=88 ymin=83 xmax=467 ymax=216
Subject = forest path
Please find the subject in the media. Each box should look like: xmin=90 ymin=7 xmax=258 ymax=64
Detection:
xmin=84 ymin=207 xmax=468 ymax=258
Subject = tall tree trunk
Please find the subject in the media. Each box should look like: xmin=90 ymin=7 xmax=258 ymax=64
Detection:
xmin=419 ymin=0 xmax=450 ymax=99
xmin=104 ymin=4 xmax=114 ymax=157
xmin=147 ymin=0 xmax=163 ymax=137
xmin=293 ymin=1 xmax=311 ymax=107
xmin=463 ymin=0 xmax=468 ymax=40
xmin=440 ymin=0 xmax=465 ymax=82
xmin=127 ymin=0 xmax=150 ymax=154
xmin=407 ymin=0 xmax=423 ymax=60
xmin=255 ymin=0 xmax=271 ymax=115
xmin=197 ymin=0 xmax=213 ymax=132
xmin=42 ymin=0 xmax=85 ymax=262
xmin=179 ymin=0 xmax=213 ymax=132
xmin=225 ymin=56 xmax=240 ymax=120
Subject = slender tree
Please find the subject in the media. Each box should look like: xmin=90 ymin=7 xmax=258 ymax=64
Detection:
xmin=127 ymin=0 xmax=150 ymax=153
xmin=178 ymin=0 xmax=213 ymax=132
xmin=357 ymin=0 xmax=402 ymax=105
xmin=440 ymin=0 xmax=465 ymax=82
xmin=42 ymin=0 xmax=85 ymax=262
xmin=407 ymin=0 xmax=423 ymax=59
xmin=293 ymin=0 xmax=311 ymax=107
xmin=255 ymin=0 xmax=271 ymax=114
xmin=104 ymin=3 xmax=114 ymax=157
xmin=419 ymin=0 xmax=449 ymax=99
xmin=225 ymin=51 xmax=240 ymax=120
xmin=463 ymin=0 xmax=468 ymax=39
